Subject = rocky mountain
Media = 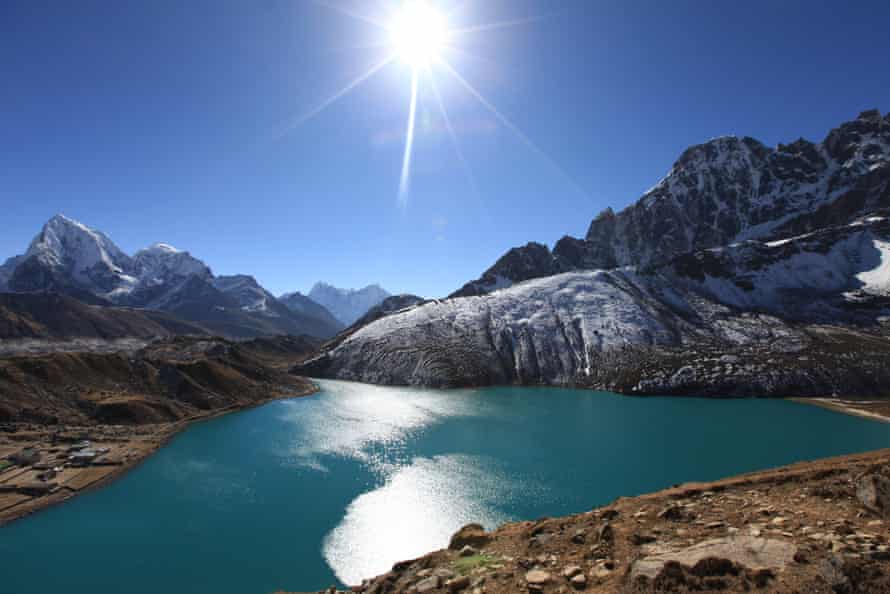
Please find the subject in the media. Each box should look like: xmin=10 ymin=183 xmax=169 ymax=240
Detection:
xmin=0 ymin=292 xmax=208 ymax=340
xmin=299 ymin=111 xmax=890 ymax=396
xmin=351 ymin=293 xmax=428 ymax=329
xmin=307 ymin=282 xmax=390 ymax=326
xmin=453 ymin=110 xmax=890 ymax=297
xmin=1 ymin=215 xmax=341 ymax=339
xmin=279 ymin=291 xmax=344 ymax=333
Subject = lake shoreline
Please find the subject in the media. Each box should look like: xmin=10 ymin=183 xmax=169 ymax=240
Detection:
xmin=291 ymin=446 xmax=890 ymax=594
xmin=791 ymin=397 xmax=890 ymax=424
xmin=0 ymin=381 xmax=319 ymax=527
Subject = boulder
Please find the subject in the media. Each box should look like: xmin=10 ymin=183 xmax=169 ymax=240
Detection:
xmin=525 ymin=570 xmax=551 ymax=586
xmin=445 ymin=575 xmax=470 ymax=591
xmin=856 ymin=472 xmax=890 ymax=517
xmin=630 ymin=535 xmax=796 ymax=580
xmin=415 ymin=575 xmax=440 ymax=592
xmin=449 ymin=523 xmax=491 ymax=550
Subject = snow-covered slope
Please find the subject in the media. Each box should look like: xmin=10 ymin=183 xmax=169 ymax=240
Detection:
xmin=134 ymin=243 xmax=211 ymax=285
xmin=9 ymin=214 xmax=136 ymax=295
xmin=664 ymin=215 xmax=890 ymax=320
xmin=301 ymin=217 xmax=890 ymax=394
xmin=308 ymin=282 xmax=390 ymax=326
xmin=212 ymin=275 xmax=279 ymax=314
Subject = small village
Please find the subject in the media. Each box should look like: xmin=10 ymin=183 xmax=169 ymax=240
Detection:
xmin=0 ymin=424 xmax=168 ymax=523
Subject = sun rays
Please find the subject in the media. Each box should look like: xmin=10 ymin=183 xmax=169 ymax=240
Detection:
xmin=286 ymin=0 xmax=570 ymax=206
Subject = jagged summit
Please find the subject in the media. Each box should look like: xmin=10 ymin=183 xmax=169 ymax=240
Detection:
xmin=452 ymin=110 xmax=889 ymax=298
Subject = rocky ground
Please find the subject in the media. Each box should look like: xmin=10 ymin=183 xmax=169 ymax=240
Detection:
xmin=290 ymin=448 xmax=890 ymax=594
xmin=0 ymin=335 xmax=318 ymax=524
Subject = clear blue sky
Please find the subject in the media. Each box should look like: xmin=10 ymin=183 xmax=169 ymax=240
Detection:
xmin=2 ymin=0 xmax=889 ymax=298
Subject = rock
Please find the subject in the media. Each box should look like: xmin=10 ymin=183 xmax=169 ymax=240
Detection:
xmin=596 ymin=522 xmax=614 ymax=543
xmin=856 ymin=473 xmax=890 ymax=517
xmin=458 ymin=545 xmax=477 ymax=558
xmin=600 ymin=509 xmax=619 ymax=521
xmin=819 ymin=554 xmax=850 ymax=592
xmin=630 ymin=535 xmax=797 ymax=580
xmin=657 ymin=505 xmax=685 ymax=521
xmin=445 ymin=575 xmax=470 ymax=591
xmin=525 ymin=569 xmax=551 ymax=587
xmin=570 ymin=529 xmax=586 ymax=544
xmin=630 ymin=532 xmax=657 ymax=545
xmin=570 ymin=573 xmax=587 ymax=589
xmin=591 ymin=560 xmax=614 ymax=579
xmin=449 ymin=523 xmax=491 ymax=550
xmin=561 ymin=566 xmax=582 ymax=578
xmin=415 ymin=575 xmax=440 ymax=593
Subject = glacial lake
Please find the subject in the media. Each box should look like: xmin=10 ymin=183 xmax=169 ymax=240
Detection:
xmin=2 ymin=380 xmax=890 ymax=593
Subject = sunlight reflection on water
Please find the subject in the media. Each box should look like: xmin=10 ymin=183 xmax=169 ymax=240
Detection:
xmin=277 ymin=380 xmax=482 ymax=474
xmin=277 ymin=380 xmax=537 ymax=584
xmin=323 ymin=454 xmax=517 ymax=585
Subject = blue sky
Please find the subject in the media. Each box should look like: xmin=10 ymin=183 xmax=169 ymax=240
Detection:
xmin=2 ymin=0 xmax=889 ymax=298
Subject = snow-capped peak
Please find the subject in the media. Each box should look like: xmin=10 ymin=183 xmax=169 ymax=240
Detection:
xmin=23 ymin=214 xmax=133 ymax=291
xmin=143 ymin=242 xmax=182 ymax=254
xmin=133 ymin=242 xmax=211 ymax=285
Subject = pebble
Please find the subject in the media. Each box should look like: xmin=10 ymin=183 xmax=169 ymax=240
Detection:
xmin=561 ymin=566 xmax=582 ymax=578
xmin=525 ymin=569 xmax=551 ymax=586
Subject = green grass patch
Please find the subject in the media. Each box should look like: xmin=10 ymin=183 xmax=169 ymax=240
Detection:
xmin=452 ymin=553 xmax=497 ymax=576
xmin=0 ymin=460 xmax=11 ymax=472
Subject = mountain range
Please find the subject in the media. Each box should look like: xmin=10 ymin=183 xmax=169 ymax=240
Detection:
xmin=300 ymin=110 xmax=890 ymax=396
xmin=0 ymin=216 xmax=348 ymax=339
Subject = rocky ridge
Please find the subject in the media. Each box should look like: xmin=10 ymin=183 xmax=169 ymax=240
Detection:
xmin=453 ymin=110 xmax=890 ymax=297
xmin=289 ymin=448 xmax=890 ymax=594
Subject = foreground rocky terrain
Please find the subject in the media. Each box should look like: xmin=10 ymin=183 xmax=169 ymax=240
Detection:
xmin=292 ymin=448 xmax=890 ymax=594
xmin=299 ymin=112 xmax=890 ymax=396
xmin=0 ymin=335 xmax=318 ymax=524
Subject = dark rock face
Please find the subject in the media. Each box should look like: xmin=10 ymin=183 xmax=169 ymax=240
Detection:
xmin=450 ymin=242 xmax=556 ymax=298
xmin=455 ymin=111 xmax=890 ymax=297
xmin=352 ymin=294 xmax=427 ymax=328
xmin=279 ymin=291 xmax=344 ymax=333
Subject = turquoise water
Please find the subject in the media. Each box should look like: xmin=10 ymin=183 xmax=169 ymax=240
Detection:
xmin=2 ymin=380 xmax=890 ymax=593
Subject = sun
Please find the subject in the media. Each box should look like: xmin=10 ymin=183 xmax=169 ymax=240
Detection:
xmin=389 ymin=2 xmax=449 ymax=68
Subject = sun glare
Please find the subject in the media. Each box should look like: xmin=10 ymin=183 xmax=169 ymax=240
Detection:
xmin=300 ymin=1 xmax=556 ymax=204
xmin=390 ymin=2 xmax=449 ymax=67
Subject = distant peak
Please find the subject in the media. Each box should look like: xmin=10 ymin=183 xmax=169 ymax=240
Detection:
xmin=49 ymin=213 xmax=74 ymax=224
xmin=45 ymin=213 xmax=89 ymax=231
xmin=147 ymin=242 xmax=182 ymax=254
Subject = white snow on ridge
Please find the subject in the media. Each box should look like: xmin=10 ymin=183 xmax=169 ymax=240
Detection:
xmin=348 ymin=269 xmax=676 ymax=352
xmin=856 ymin=239 xmax=890 ymax=294
xmin=26 ymin=214 xmax=132 ymax=283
